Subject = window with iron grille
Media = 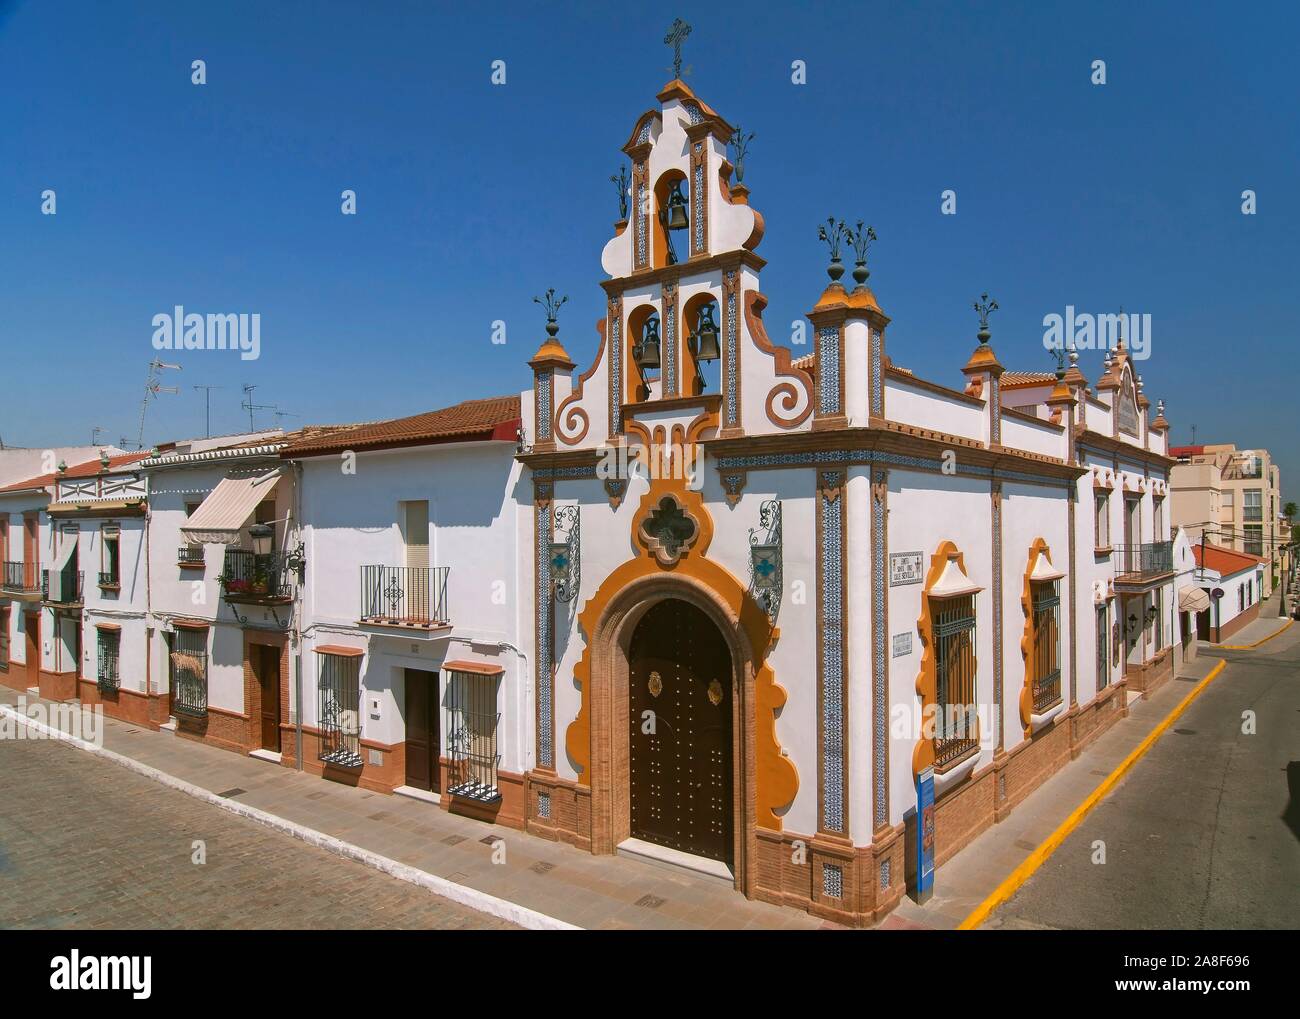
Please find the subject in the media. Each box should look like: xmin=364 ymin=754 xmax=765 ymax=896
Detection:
xmin=0 ymin=605 xmax=9 ymax=667
xmin=97 ymin=629 xmax=120 ymax=694
xmin=931 ymin=595 xmax=978 ymax=768
xmin=1096 ymin=604 xmax=1109 ymax=690
xmin=1154 ymin=590 xmax=1164 ymax=649
xmin=318 ymin=653 xmax=362 ymax=768
xmin=100 ymin=524 xmax=120 ymax=587
xmin=1032 ymin=581 xmax=1061 ymax=712
xmin=169 ymin=627 xmax=208 ymax=717
xmin=444 ymin=669 xmax=501 ymax=801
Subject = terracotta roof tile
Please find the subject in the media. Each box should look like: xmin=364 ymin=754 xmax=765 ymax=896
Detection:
xmin=281 ymin=395 xmax=521 ymax=457
xmin=1000 ymin=370 xmax=1056 ymax=388
xmin=1192 ymin=542 xmax=1264 ymax=576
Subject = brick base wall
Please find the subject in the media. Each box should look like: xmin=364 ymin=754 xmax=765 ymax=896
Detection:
xmin=1126 ymin=648 xmax=1174 ymax=699
xmin=76 ymin=678 xmax=163 ymax=729
xmin=38 ymin=669 xmax=77 ymax=702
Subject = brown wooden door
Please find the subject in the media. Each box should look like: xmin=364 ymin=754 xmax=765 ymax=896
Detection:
xmin=256 ymin=645 xmax=281 ymax=752
xmin=404 ymin=668 xmax=439 ymax=792
xmin=628 ymin=599 xmax=733 ymax=865
xmin=24 ymin=612 xmax=39 ymax=688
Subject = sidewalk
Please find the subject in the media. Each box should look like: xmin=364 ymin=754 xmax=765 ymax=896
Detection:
xmin=884 ymin=652 xmax=1227 ymax=930
xmin=0 ymin=686 xmax=825 ymax=931
xmin=1201 ymin=591 xmax=1292 ymax=649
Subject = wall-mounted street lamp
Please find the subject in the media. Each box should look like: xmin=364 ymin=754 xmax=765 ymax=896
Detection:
xmin=749 ymin=499 xmax=783 ymax=620
xmin=550 ymin=505 xmax=581 ymax=603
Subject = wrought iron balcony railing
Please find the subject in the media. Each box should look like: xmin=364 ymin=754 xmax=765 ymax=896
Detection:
xmin=42 ymin=569 xmax=84 ymax=604
xmin=219 ymin=549 xmax=295 ymax=603
xmin=1114 ymin=541 xmax=1173 ymax=580
xmin=98 ymin=569 xmax=119 ymax=588
xmin=2 ymin=560 xmax=38 ymax=592
xmin=177 ymin=545 xmax=205 ymax=566
xmin=360 ymin=565 xmax=450 ymax=627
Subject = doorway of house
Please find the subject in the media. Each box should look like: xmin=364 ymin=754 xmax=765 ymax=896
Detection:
xmin=254 ymin=644 xmax=282 ymax=752
xmin=627 ymin=598 xmax=734 ymax=866
xmin=404 ymin=668 xmax=440 ymax=793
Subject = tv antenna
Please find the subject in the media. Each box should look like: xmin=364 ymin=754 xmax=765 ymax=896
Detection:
xmin=133 ymin=358 xmax=182 ymax=449
xmin=91 ymin=426 xmax=106 ymax=446
xmin=192 ymin=385 xmax=224 ymax=438
xmin=241 ymin=384 xmax=277 ymax=432
xmin=273 ymin=409 xmax=299 ymax=428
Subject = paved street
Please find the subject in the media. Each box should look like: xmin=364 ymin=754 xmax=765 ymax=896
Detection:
xmin=985 ymin=623 xmax=1300 ymax=929
xmin=0 ymin=737 xmax=516 ymax=930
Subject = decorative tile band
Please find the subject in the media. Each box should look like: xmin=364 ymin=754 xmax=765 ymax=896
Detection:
xmin=818 ymin=472 xmax=846 ymax=835
xmin=724 ymin=271 xmax=739 ymax=427
xmin=663 ymin=283 xmax=678 ymax=396
xmin=536 ymin=370 xmax=553 ymax=441
xmin=871 ymin=469 xmax=888 ymax=828
xmin=535 ymin=498 xmax=553 ymax=769
xmin=990 ymin=375 xmax=1002 ymax=445
xmin=608 ymin=300 xmax=623 ymax=439
xmin=537 ymin=790 xmax=551 ymax=819
xmin=869 ymin=328 xmax=883 ymax=418
xmin=880 ymin=857 xmax=891 ymax=890
xmin=822 ymin=862 xmax=843 ymax=899
xmin=818 ymin=325 xmax=841 ymax=417
xmin=716 ymin=448 xmax=1072 ymax=487
xmin=991 ymin=480 xmax=1003 ymax=751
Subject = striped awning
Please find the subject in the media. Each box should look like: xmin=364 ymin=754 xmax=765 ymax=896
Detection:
xmin=180 ymin=473 xmax=280 ymax=545
xmin=1179 ymin=587 xmax=1211 ymax=613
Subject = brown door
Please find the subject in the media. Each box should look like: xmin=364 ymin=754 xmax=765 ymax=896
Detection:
xmin=256 ymin=644 xmax=281 ymax=752
xmin=628 ymin=599 xmax=733 ymax=865
xmin=24 ymin=612 xmax=39 ymax=688
xmin=404 ymin=668 xmax=439 ymax=792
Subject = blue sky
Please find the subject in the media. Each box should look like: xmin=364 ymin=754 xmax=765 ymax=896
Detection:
xmin=1 ymin=1 xmax=1296 ymax=501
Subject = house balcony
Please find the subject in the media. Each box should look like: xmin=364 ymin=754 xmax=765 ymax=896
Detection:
xmin=1114 ymin=541 xmax=1174 ymax=589
xmin=219 ymin=548 xmax=295 ymax=605
xmin=360 ymin=565 xmax=450 ymax=634
xmin=42 ymin=569 xmax=85 ymax=609
xmin=177 ymin=545 xmax=205 ymax=569
xmin=2 ymin=561 xmax=41 ymax=601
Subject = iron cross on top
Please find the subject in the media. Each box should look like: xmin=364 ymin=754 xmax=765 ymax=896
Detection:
xmin=665 ymin=17 xmax=691 ymax=79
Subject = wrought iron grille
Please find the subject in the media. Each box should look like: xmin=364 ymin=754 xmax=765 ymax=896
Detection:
xmin=1114 ymin=541 xmax=1173 ymax=578
xmin=169 ymin=628 xmax=208 ymax=718
xmin=1032 ymin=582 xmax=1061 ymax=712
xmin=1096 ymin=605 xmax=1109 ymax=691
xmin=932 ymin=595 xmax=978 ymax=768
xmin=318 ymin=653 xmax=362 ymax=768
xmin=97 ymin=630 xmax=120 ymax=694
xmin=98 ymin=569 xmax=119 ymax=587
xmin=42 ymin=568 xmax=83 ymax=603
xmin=444 ymin=670 xmax=501 ymax=801
xmin=178 ymin=545 xmax=205 ymax=565
xmin=221 ymin=548 xmax=294 ymax=599
xmin=360 ymin=565 xmax=449 ymax=625
xmin=0 ymin=608 xmax=9 ymax=666
xmin=2 ymin=561 xmax=35 ymax=590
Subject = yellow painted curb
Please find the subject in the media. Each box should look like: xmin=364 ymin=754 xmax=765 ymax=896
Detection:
xmin=957 ymin=659 xmax=1228 ymax=930
xmin=1216 ymin=617 xmax=1294 ymax=650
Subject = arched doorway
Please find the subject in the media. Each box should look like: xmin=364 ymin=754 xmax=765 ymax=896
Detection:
xmin=626 ymin=598 xmax=734 ymax=866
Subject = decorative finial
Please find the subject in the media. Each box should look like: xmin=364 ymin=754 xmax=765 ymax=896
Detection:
xmin=57 ymin=460 xmax=67 ymax=474
xmin=533 ymin=288 xmax=569 ymax=338
xmin=817 ymin=217 xmax=849 ymax=283
xmin=848 ymin=221 xmax=876 ymax=287
xmin=664 ymin=17 xmax=692 ymax=80
xmin=729 ymin=124 xmax=755 ymax=184
xmin=1157 ymin=399 xmax=1165 ymax=416
xmin=610 ymin=166 xmax=629 ymax=221
xmin=1069 ymin=347 xmax=1079 ymax=367
xmin=973 ymin=292 xmax=998 ymax=343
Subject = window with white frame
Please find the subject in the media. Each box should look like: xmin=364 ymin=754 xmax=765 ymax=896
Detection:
xmin=318 ymin=652 xmax=362 ymax=768
xmin=1243 ymin=489 xmax=1262 ymax=522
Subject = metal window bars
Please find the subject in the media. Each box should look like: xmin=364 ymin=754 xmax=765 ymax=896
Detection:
xmin=169 ymin=628 xmax=208 ymax=718
xmin=318 ymin=653 xmax=362 ymax=768
xmin=2 ymin=561 xmax=36 ymax=591
xmin=444 ymin=670 xmax=501 ymax=802
xmin=932 ymin=595 xmax=979 ymax=768
xmin=97 ymin=630 xmax=120 ymax=694
xmin=360 ymin=565 xmax=449 ymax=625
xmin=177 ymin=545 xmax=205 ymax=565
xmin=221 ymin=548 xmax=294 ymax=599
xmin=1032 ymin=582 xmax=1061 ymax=712
xmin=1096 ymin=606 xmax=1109 ymax=691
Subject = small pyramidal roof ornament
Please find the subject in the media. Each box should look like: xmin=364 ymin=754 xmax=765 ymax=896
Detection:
xmin=533 ymin=288 xmax=568 ymax=337
xmin=529 ymin=288 xmax=573 ymax=368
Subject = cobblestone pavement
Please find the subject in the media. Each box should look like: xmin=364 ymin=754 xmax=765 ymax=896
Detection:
xmin=0 ymin=738 xmax=517 ymax=930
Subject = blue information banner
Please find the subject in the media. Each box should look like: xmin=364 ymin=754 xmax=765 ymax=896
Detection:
xmin=917 ymin=766 xmax=935 ymax=902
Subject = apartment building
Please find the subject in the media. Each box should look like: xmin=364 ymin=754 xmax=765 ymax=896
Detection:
xmin=1170 ymin=443 xmax=1283 ymax=597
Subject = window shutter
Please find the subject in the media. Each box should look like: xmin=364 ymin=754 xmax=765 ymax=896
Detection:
xmin=404 ymin=501 xmax=430 ymax=569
